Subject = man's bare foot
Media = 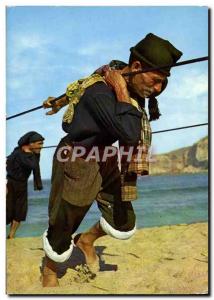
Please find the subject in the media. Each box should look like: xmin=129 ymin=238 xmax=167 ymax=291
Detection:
xmin=8 ymin=220 xmax=20 ymax=239
xmin=7 ymin=235 xmax=13 ymax=239
xmin=74 ymin=234 xmax=100 ymax=273
xmin=42 ymin=257 xmax=59 ymax=287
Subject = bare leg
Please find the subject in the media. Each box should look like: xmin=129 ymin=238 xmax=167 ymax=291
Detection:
xmin=42 ymin=222 xmax=105 ymax=287
xmin=75 ymin=221 xmax=106 ymax=272
xmin=42 ymin=256 xmax=59 ymax=287
xmin=7 ymin=220 xmax=20 ymax=239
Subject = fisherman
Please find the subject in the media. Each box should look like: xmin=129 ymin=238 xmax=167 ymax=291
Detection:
xmin=6 ymin=131 xmax=44 ymax=238
xmin=42 ymin=33 xmax=182 ymax=287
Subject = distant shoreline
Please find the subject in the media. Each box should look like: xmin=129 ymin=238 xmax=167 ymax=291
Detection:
xmin=7 ymin=220 xmax=209 ymax=240
xmin=23 ymin=173 xmax=208 ymax=239
xmin=8 ymin=220 xmax=208 ymax=240
xmin=29 ymin=171 xmax=208 ymax=183
xmin=149 ymin=171 xmax=208 ymax=176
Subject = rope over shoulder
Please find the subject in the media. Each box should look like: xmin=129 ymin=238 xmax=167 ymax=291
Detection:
xmin=122 ymin=56 xmax=208 ymax=76
xmin=6 ymin=56 xmax=208 ymax=121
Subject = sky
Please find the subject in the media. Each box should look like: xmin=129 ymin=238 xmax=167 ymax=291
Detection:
xmin=6 ymin=6 xmax=208 ymax=179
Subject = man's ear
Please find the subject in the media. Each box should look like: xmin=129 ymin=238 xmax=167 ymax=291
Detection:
xmin=130 ymin=60 xmax=142 ymax=72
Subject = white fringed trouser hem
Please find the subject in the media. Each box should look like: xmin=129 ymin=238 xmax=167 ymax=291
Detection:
xmin=42 ymin=229 xmax=73 ymax=263
xmin=100 ymin=217 xmax=136 ymax=240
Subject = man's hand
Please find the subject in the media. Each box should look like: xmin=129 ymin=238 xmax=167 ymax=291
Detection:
xmin=104 ymin=70 xmax=131 ymax=104
xmin=43 ymin=96 xmax=69 ymax=115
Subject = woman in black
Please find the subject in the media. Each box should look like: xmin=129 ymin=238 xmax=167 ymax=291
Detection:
xmin=6 ymin=131 xmax=44 ymax=238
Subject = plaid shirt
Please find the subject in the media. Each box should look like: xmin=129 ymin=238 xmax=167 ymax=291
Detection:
xmin=120 ymin=98 xmax=152 ymax=201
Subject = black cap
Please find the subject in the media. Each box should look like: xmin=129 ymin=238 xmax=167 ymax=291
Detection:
xmin=130 ymin=33 xmax=183 ymax=76
xmin=18 ymin=131 xmax=44 ymax=147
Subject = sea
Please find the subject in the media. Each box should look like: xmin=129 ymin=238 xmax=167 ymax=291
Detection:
xmin=6 ymin=173 xmax=208 ymax=238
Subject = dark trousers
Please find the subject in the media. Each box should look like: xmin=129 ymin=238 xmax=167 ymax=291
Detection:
xmin=47 ymin=141 xmax=136 ymax=254
xmin=6 ymin=178 xmax=28 ymax=224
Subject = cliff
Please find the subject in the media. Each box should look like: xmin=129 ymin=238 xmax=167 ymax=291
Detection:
xmin=150 ymin=136 xmax=208 ymax=175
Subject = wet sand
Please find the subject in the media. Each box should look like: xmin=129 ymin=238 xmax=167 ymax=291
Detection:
xmin=6 ymin=222 xmax=208 ymax=295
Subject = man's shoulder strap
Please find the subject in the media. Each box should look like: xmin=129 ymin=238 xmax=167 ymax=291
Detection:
xmin=63 ymin=74 xmax=106 ymax=124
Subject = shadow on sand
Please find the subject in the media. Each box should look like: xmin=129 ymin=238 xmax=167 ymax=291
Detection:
xmin=40 ymin=245 xmax=118 ymax=279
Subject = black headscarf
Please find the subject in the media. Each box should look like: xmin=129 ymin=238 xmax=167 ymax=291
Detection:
xmin=18 ymin=131 xmax=44 ymax=147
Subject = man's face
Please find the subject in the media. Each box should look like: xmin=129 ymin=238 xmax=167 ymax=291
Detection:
xmin=129 ymin=61 xmax=167 ymax=98
xmin=29 ymin=141 xmax=44 ymax=154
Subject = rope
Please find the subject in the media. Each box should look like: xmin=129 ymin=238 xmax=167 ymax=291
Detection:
xmin=122 ymin=56 xmax=208 ymax=76
xmin=41 ymin=123 xmax=208 ymax=149
xmin=152 ymin=122 xmax=208 ymax=134
xmin=6 ymin=55 xmax=208 ymax=121
xmin=6 ymin=93 xmax=65 ymax=120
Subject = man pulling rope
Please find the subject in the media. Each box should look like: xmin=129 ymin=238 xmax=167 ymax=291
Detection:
xmin=41 ymin=33 xmax=182 ymax=287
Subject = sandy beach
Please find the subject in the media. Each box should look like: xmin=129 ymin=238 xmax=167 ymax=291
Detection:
xmin=6 ymin=222 xmax=208 ymax=295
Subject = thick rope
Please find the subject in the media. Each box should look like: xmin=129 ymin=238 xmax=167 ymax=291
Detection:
xmin=6 ymin=56 xmax=208 ymax=121
xmin=40 ymin=123 xmax=208 ymax=149
xmin=122 ymin=56 xmax=208 ymax=76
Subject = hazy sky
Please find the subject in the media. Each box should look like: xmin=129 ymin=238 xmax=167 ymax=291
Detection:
xmin=6 ymin=6 xmax=208 ymax=179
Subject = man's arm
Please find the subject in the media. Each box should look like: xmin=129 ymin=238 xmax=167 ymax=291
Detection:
xmin=104 ymin=70 xmax=132 ymax=104
xmin=85 ymin=71 xmax=142 ymax=145
xmin=86 ymin=90 xmax=142 ymax=145
xmin=18 ymin=152 xmax=39 ymax=170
